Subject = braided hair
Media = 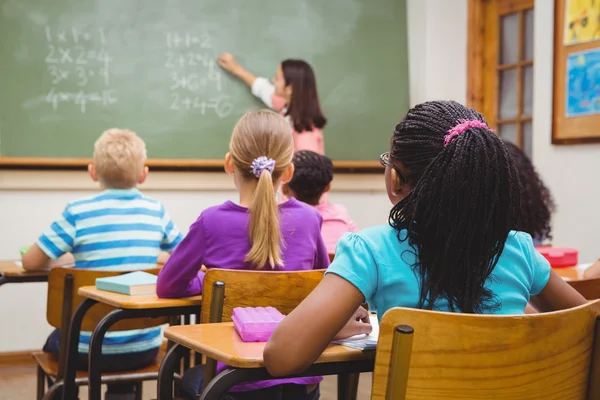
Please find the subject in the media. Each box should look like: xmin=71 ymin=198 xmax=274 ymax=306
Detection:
xmin=504 ymin=142 xmax=555 ymax=242
xmin=288 ymin=150 xmax=334 ymax=206
xmin=389 ymin=100 xmax=521 ymax=314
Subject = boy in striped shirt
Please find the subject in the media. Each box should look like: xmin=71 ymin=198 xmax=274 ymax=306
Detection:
xmin=22 ymin=128 xmax=182 ymax=400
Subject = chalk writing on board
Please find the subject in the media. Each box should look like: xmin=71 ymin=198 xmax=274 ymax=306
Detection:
xmin=165 ymin=32 xmax=232 ymax=117
xmin=46 ymin=88 xmax=117 ymax=114
xmin=42 ymin=26 xmax=115 ymax=113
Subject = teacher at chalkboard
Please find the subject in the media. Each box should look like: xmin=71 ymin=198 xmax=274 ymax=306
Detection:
xmin=217 ymin=53 xmax=327 ymax=155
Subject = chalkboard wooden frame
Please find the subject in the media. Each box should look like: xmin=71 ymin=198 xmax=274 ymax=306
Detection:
xmin=0 ymin=157 xmax=382 ymax=172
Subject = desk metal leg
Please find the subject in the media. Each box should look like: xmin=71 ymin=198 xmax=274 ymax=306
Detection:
xmin=87 ymin=306 xmax=198 ymax=400
xmin=63 ymin=298 xmax=97 ymax=400
xmin=198 ymin=359 xmax=375 ymax=400
xmin=199 ymin=369 xmax=257 ymax=400
xmin=87 ymin=308 xmax=127 ymax=400
xmin=337 ymin=373 xmax=360 ymax=400
xmin=158 ymin=344 xmax=189 ymax=400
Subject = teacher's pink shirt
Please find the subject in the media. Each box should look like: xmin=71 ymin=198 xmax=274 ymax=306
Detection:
xmin=252 ymin=77 xmax=325 ymax=155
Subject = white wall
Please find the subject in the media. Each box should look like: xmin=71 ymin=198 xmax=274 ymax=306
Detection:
xmin=407 ymin=0 xmax=468 ymax=105
xmin=532 ymin=1 xmax=600 ymax=262
xmin=0 ymin=0 xmax=515 ymax=352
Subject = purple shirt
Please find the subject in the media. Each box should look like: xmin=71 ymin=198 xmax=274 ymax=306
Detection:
xmin=157 ymin=198 xmax=329 ymax=392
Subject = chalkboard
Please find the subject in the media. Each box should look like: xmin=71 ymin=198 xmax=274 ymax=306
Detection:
xmin=0 ymin=0 xmax=409 ymax=168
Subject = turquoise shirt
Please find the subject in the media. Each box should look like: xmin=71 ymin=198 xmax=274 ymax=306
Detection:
xmin=326 ymin=225 xmax=551 ymax=318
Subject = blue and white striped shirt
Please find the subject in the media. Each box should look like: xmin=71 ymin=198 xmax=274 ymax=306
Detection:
xmin=37 ymin=188 xmax=183 ymax=354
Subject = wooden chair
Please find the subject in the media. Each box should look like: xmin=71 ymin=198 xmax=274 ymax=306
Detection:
xmin=372 ymin=300 xmax=600 ymax=399
xmin=200 ymin=269 xmax=326 ymax=384
xmin=329 ymin=253 xmax=336 ymax=262
xmin=34 ymin=267 xmax=171 ymax=400
xmin=568 ymin=277 xmax=600 ymax=300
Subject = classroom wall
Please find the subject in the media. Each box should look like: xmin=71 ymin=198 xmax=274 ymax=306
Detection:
xmin=407 ymin=0 xmax=467 ymax=105
xmin=0 ymin=0 xmax=475 ymax=352
xmin=532 ymin=1 xmax=600 ymax=262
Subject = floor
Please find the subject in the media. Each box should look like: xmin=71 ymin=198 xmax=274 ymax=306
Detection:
xmin=0 ymin=365 xmax=372 ymax=399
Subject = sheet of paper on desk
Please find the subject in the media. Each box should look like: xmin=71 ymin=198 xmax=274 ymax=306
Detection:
xmin=561 ymin=263 xmax=593 ymax=281
xmin=14 ymin=261 xmax=22 ymax=267
xmin=333 ymin=314 xmax=379 ymax=350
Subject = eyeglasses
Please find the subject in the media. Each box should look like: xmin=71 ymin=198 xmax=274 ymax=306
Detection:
xmin=380 ymin=152 xmax=408 ymax=183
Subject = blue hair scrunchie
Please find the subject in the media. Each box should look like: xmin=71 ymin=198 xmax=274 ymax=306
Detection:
xmin=250 ymin=156 xmax=276 ymax=178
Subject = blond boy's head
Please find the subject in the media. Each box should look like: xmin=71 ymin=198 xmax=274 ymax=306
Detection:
xmin=89 ymin=128 xmax=148 ymax=189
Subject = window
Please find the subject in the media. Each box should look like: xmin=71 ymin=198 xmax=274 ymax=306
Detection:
xmin=468 ymin=0 xmax=535 ymax=155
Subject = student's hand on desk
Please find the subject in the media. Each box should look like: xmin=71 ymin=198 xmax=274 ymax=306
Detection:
xmin=333 ymin=306 xmax=372 ymax=340
xmin=583 ymin=259 xmax=600 ymax=279
xmin=217 ymin=52 xmax=240 ymax=73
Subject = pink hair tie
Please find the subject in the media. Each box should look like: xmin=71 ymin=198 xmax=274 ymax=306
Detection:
xmin=444 ymin=120 xmax=491 ymax=147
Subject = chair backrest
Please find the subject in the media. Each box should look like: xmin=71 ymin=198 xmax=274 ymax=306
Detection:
xmin=328 ymin=253 xmax=335 ymax=262
xmin=201 ymin=268 xmax=325 ymax=323
xmin=47 ymin=267 xmax=168 ymax=332
xmin=372 ymin=300 xmax=600 ymax=400
xmin=568 ymin=277 xmax=600 ymax=300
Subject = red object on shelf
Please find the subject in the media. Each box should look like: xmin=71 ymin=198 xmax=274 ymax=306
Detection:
xmin=535 ymin=247 xmax=578 ymax=268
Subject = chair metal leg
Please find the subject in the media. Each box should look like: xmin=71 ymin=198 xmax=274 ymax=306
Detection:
xmin=158 ymin=343 xmax=189 ymax=400
xmin=88 ymin=308 xmax=128 ymax=400
xmin=386 ymin=325 xmax=414 ymax=400
xmin=63 ymin=298 xmax=97 ymax=400
xmin=183 ymin=314 xmax=191 ymax=371
xmin=42 ymin=381 xmax=64 ymax=400
xmin=37 ymin=365 xmax=46 ymax=400
xmin=337 ymin=373 xmax=360 ymax=400
xmin=135 ymin=381 xmax=143 ymax=400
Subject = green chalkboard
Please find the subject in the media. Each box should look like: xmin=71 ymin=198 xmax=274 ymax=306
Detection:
xmin=0 ymin=0 xmax=408 ymax=166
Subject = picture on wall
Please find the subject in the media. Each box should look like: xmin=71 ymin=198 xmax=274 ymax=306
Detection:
xmin=566 ymin=47 xmax=600 ymax=117
xmin=564 ymin=0 xmax=600 ymax=45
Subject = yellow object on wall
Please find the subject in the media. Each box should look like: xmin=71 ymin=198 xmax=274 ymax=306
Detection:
xmin=564 ymin=0 xmax=600 ymax=45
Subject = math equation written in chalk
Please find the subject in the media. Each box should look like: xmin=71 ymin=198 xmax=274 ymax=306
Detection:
xmin=165 ymin=32 xmax=233 ymax=118
xmin=38 ymin=27 xmax=233 ymax=118
xmin=43 ymin=26 xmax=115 ymax=114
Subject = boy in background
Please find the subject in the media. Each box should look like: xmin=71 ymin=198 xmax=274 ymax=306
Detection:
xmin=22 ymin=128 xmax=182 ymax=400
xmin=282 ymin=150 xmax=358 ymax=254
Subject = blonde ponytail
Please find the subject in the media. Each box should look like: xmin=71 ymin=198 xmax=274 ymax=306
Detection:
xmin=229 ymin=110 xmax=294 ymax=269
xmin=245 ymin=169 xmax=282 ymax=269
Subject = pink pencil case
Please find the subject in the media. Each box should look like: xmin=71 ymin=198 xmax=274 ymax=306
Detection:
xmin=232 ymin=307 xmax=285 ymax=342
xmin=535 ymin=247 xmax=578 ymax=267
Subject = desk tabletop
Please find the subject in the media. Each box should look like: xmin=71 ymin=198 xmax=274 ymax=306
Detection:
xmin=0 ymin=260 xmax=48 ymax=278
xmin=165 ymin=323 xmax=374 ymax=369
xmin=78 ymin=286 xmax=202 ymax=309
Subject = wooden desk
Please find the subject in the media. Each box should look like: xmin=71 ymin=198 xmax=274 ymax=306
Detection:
xmin=158 ymin=323 xmax=375 ymax=400
xmin=77 ymin=286 xmax=202 ymax=400
xmin=0 ymin=260 xmax=48 ymax=286
xmin=79 ymin=286 xmax=202 ymax=309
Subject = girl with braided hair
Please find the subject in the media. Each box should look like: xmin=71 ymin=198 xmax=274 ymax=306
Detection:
xmin=263 ymin=101 xmax=587 ymax=377
xmin=504 ymin=141 xmax=555 ymax=244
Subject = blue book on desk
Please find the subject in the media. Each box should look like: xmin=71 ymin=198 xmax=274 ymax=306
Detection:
xmin=95 ymin=271 xmax=157 ymax=295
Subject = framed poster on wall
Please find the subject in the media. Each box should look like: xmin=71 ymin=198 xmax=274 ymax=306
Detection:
xmin=552 ymin=0 xmax=600 ymax=143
